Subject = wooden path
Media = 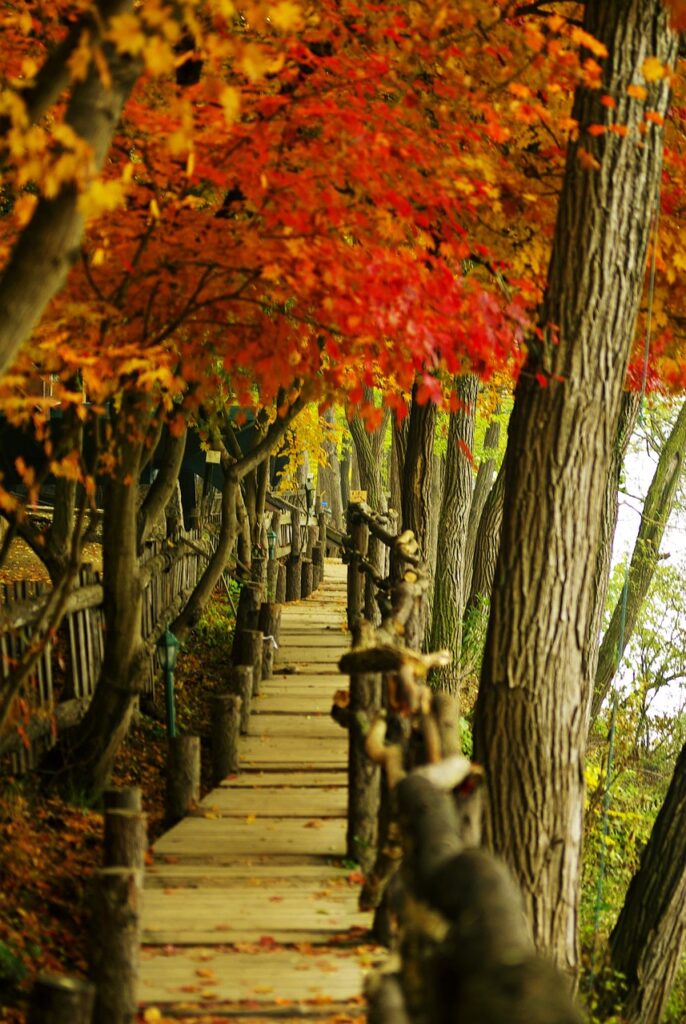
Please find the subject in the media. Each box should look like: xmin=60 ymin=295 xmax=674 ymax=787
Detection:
xmin=139 ymin=562 xmax=381 ymax=1018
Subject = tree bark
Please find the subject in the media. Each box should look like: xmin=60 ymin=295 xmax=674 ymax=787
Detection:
xmin=463 ymin=459 xmax=505 ymax=628
xmin=0 ymin=0 xmax=141 ymax=377
xmin=590 ymin=399 xmax=686 ymax=724
xmin=607 ymin=740 xmax=686 ymax=1024
xmin=390 ymin=417 xmax=407 ymax=523
xmin=349 ymin=395 xmax=390 ymax=512
xmin=463 ymin=410 xmax=500 ymax=603
xmin=319 ymin=406 xmax=344 ymax=529
xmin=401 ymin=381 xmax=437 ymax=643
xmin=473 ymin=0 xmax=676 ymax=978
xmin=429 ymin=375 xmax=478 ymax=693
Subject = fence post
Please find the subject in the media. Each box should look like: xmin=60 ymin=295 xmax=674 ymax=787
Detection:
xmin=232 ymin=583 xmax=263 ymax=657
xmin=347 ymin=623 xmax=382 ymax=871
xmin=235 ymin=629 xmax=263 ymax=696
xmin=275 ymin=561 xmax=287 ymax=603
xmin=211 ymin=693 xmax=241 ymax=782
xmin=346 ymin=506 xmax=368 ymax=631
xmin=28 ymin=974 xmax=95 ymax=1024
xmin=88 ymin=867 xmax=141 ymax=1024
xmin=103 ymin=809 xmax=147 ymax=871
xmin=286 ymin=505 xmax=302 ymax=601
xmin=166 ymin=735 xmax=200 ymax=823
xmin=227 ymin=665 xmax=253 ymax=733
xmin=103 ymin=786 xmax=142 ymax=813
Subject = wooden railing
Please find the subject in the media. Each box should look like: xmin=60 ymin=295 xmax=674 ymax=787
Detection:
xmin=337 ymin=501 xmax=582 ymax=1024
xmin=0 ymin=533 xmax=207 ymax=771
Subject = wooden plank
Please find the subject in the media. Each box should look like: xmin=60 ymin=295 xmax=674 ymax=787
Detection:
xmin=145 ymin=863 xmax=353 ymax=887
xmin=219 ymin=772 xmax=347 ymax=788
xmin=253 ymin=694 xmax=337 ymax=714
xmin=139 ymin=949 xmax=371 ymax=1005
xmin=153 ymin=817 xmax=347 ymax=860
xmin=198 ymin=786 xmax=346 ymax=817
xmin=142 ymin=886 xmax=368 ymax=944
xmin=247 ymin=715 xmax=341 ymax=739
xmin=240 ymin=736 xmax=346 ymax=767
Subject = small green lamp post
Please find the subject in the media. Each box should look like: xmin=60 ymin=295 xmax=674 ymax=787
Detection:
xmin=267 ymin=528 xmax=277 ymax=560
xmin=157 ymin=628 xmax=180 ymax=738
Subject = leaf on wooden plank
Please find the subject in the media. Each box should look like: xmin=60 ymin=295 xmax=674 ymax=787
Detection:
xmin=305 ymin=819 xmax=324 ymax=828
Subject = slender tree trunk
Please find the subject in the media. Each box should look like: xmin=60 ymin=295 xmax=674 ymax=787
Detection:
xmin=340 ymin=440 xmax=352 ymax=510
xmin=473 ymin=0 xmax=676 ymax=978
xmin=319 ymin=406 xmax=344 ymax=529
xmin=463 ymin=411 xmax=500 ymax=603
xmin=55 ymin=422 xmax=147 ymax=797
xmin=463 ymin=460 xmax=505 ymax=621
xmin=591 ymin=399 xmax=686 ymax=724
xmin=607 ymin=740 xmax=686 ymax=1024
xmin=429 ymin=374 xmax=478 ymax=693
xmin=401 ymin=380 xmax=437 ymax=642
xmin=390 ymin=417 xmax=407 ymax=522
xmin=349 ymin=395 xmax=390 ymax=512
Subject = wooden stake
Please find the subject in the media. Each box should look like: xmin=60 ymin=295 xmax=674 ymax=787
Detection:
xmin=235 ymin=629 xmax=263 ymax=696
xmin=258 ymin=602 xmax=282 ymax=647
xmin=348 ymin=671 xmax=382 ymax=872
xmin=28 ymin=974 xmax=95 ymax=1024
xmin=231 ymin=583 xmax=263 ymax=657
xmin=286 ymin=555 xmax=302 ymax=601
xmin=301 ymin=558 xmax=314 ymax=598
xmin=88 ymin=867 xmax=141 ymax=1024
xmin=166 ymin=735 xmax=200 ymax=824
xmin=275 ymin=560 xmax=287 ymax=603
xmin=103 ymin=786 xmax=141 ymax=813
xmin=227 ymin=665 xmax=253 ymax=733
xmin=211 ymin=693 xmax=241 ymax=782
xmin=103 ymin=809 xmax=147 ymax=871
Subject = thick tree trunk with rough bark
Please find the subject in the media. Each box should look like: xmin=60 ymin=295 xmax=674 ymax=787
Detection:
xmin=0 ymin=0 xmax=141 ymax=377
xmin=429 ymin=374 xmax=478 ymax=693
xmin=473 ymin=0 xmax=676 ymax=978
xmin=607 ymin=740 xmax=686 ymax=1024
xmin=591 ymin=399 xmax=686 ymax=724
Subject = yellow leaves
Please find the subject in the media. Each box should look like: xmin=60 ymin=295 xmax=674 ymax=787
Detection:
xmin=67 ymin=30 xmax=93 ymax=82
xmin=269 ymin=1 xmax=303 ymax=31
xmin=239 ymin=43 xmax=284 ymax=82
xmin=149 ymin=197 xmax=162 ymax=220
xmin=627 ymin=84 xmax=648 ymax=101
xmin=220 ymin=85 xmax=241 ymax=124
xmin=641 ymin=56 xmax=669 ymax=83
xmin=143 ymin=37 xmax=177 ymax=76
xmin=108 ymin=13 xmax=146 ymax=56
xmin=79 ymin=179 xmax=127 ymax=221
xmin=570 ymin=27 xmax=608 ymax=59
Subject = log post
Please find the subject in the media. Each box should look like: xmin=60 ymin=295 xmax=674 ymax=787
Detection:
xmin=103 ymin=809 xmax=147 ymax=871
xmin=166 ymin=735 xmax=200 ymax=824
xmin=312 ymin=543 xmax=324 ymax=590
xmin=301 ymin=558 xmax=314 ymax=598
xmin=305 ymin=523 xmax=317 ymax=559
xmin=235 ymin=629 xmax=263 ymax=695
xmin=88 ymin=868 xmax=141 ymax=1024
xmin=266 ymin=558 xmax=279 ymax=601
xmin=259 ymin=602 xmax=282 ymax=645
xmin=365 ymin=533 xmax=385 ymax=626
xmin=318 ymin=510 xmax=328 ymax=560
xmin=231 ymin=583 xmax=263 ymax=656
xmin=276 ymin=560 xmax=287 ymax=603
xmin=286 ymin=556 xmax=302 ymax=601
xmin=251 ymin=556 xmax=266 ymax=586
xmin=348 ymin=670 xmax=382 ymax=872
xmin=103 ymin=786 xmax=142 ymax=813
xmin=290 ymin=504 xmax=302 ymax=558
xmin=227 ymin=665 xmax=253 ymax=733
xmin=29 ymin=975 xmax=95 ymax=1024
xmin=347 ymin=509 xmax=368 ymax=631
xmin=211 ymin=693 xmax=242 ymax=782
xmin=262 ymin=636 xmax=275 ymax=680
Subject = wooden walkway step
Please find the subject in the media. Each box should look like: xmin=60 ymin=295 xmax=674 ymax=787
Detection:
xmin=139 ymin=561 xmax=381 ymax=1016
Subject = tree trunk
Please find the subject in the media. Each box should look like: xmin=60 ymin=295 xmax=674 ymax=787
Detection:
xmin=390 ymin=417 xmax=407 ymax=523
xmin=349 ymin=395 xmax=390 ymax=512
xmin=0 ymin=0 xmax=142 ymax=377
xmin=464 ymin=460 xmax=505 ymax=619
xmin=401 ymin=381 xmax=437 ymax=642
xmin=53 ymin=417 xmax=147 ymax=798
xmin=590 ymin=399 xmax=686 ymax=724
xmin=473 ymin=0 xmax=676 ymax=978
xmin=430 ymin=375 xmax=478 ymax=693
xmin=463 ymin=410 xmax=500 ymax=603
xmin=319 ymin=406 xmax=344 ymax=529
xmin=607 ymin=740 xmax=686 ymax=1024
xmin=340 ymin=439 xmax=352 ymax=509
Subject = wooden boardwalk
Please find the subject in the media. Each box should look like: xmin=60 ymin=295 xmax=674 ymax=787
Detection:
xmin=139 ymin=561 xmax=381 ymax=1017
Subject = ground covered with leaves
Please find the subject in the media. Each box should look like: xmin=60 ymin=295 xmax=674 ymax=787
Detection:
xmin=0 ymin=590 xmax=235 ymax=1023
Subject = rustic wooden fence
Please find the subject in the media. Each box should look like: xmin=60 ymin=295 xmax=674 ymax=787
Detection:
xmin=337 ymin=501 xmax=583 ymax=1024
xmin=0 ymin=533 xmax=206 ymax=772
